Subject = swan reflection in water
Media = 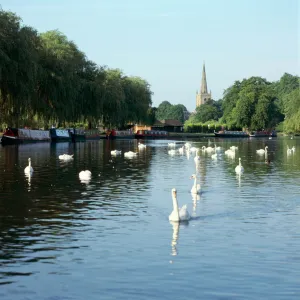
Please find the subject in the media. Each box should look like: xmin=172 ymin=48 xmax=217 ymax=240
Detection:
xmin=192 ymin=193 xmax=200 ymax=213
xmin=236 ymin=173 xmax=242 ymax=188
xmin=169 ymin=221 xmax=190 ymax=257
xmin=170 ymin=221 xmax=180 ymax=256
xmin=25 ymin=173 xmax=32 ymax=192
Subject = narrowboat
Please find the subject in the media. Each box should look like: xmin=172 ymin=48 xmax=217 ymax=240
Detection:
xmin=135 ymin=129 xmax=169 ymax=139
xmin=214 ymin=130 xmax=249 ymax=138
xmin=50 ymin=128 xmax=71 ymax=142
xmin=85 ymin=129 xmax=102 ymax=140
xmin=68 ymin=128 xmax=86 ymax=142
xmin=249 ymin=130 xmax=277 ymax=137
xmin=106 ymin=129 xmax=135 ymax=139
xmin=1 ymin=127 xmax=51 ymax=145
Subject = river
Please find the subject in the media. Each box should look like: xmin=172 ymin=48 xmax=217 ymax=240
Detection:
xmin=0 ymin=137 xmax=299 ymax=300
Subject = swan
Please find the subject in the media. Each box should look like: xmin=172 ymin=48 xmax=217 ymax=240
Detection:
xmin=230 ymin=146 xmax=238 ymax=151
xmin=168 ymin=142 xmax=176 ymax=147
xmin=190 ymin=174 xmax=201 ymax=194
xmin=79 ymin=170 xmax=91 ymax=181
xmin=111 ymin=149 xmax=122 ymax=155
xmin=190 ymin=147 xmax=198 ymax=153
xmin=225 ymin=149 xmax=235 ymax=157
xmin=168 ymin=149 xmax=176 ymax=156
xmin=235 ymin=157 xmax=244 ymax=174
xmin=287 ymin=146 xmax=293 ymax=155
xmin=185 ymin=142 xmax=191 ymax=149
xmin=194 ymin=150 xmax=200 ymax=164
xmin=59 ymin=154 xmax=74 ymax=160
xmin=138 ymin=143 xmax=146 ymax=149
xmin=124 ymin=151 xmax=138 ymax=158
xmin=202 ymin=146 xmax=215 ymax=153
xmin=169 ymin=188 xmax=191 ymax=222
xmin=24 ymin=158 xmax=33 ymax=175
xmin=256 ymin=146 xmax=268 ymax=154
xmin=214 ymin=144 xmax=222 ymax=151
xmin=211 ymin=153 xmax=217 ymax=160
xmin=178 ymin=146 xmax=185 ymax=154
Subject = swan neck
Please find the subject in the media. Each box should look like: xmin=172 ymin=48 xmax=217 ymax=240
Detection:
xmin=172 ymin=195 xmax=180 ymax=220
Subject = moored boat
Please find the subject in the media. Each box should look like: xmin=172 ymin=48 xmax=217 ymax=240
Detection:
xmin=135 ymin=129 xmax=169 ymax=139
xmin=214 ymin=130 xmax=249 ymax=138
xmin=106 ymin=129 xmax=135 ymax=139
xmin=50 ymin=128 xmax=71 ymax=142
xmin=68 ymin=128 xmax=86 ymax=142
xmin=85 ymin=129 xmax=102 ymax=140
xmin=249 ymin=130 xmax=277 ymax=137
xmin=1 ymin=127 xmax=51 ymax=145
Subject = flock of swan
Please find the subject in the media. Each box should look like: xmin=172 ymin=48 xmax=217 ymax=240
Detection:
xmin=23 ymin=139 xmax=296 ymax=220
xmin=166 ymin=140 xmax=297 ymax=223
xmin=23 ymin=142 xmax=148 ymax=183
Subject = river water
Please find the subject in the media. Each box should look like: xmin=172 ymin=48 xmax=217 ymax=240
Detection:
xmin=0 ymin=137 xmax=299 ymax=300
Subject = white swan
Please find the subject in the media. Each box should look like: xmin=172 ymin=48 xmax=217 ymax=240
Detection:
xmin=235 ymin=157 xmax=244 ymax=174
xmin=124 ymin=151 xmax=138 ymax=158
xmin=211 ymin=153 xmax=217 ymax=160
xmin=168 ymin=142 xmax=176 ymax=147
xmin=256 ymin=146 xmax=268 ymax=154
xmin=24 ymin=158 xmax=33 ymax=175
xmin=287 ymin=146 xmax=293 ymax=155
xmin=202 ymin=146 xmax=215 ymax=153
xmin=169 ymin=188 xmax=191 ymax=222
xmin=58 ymin=154 xmax=74 ymax=160
xmin=111 ymin=149 xmax=122 ymax=155
xmin=225 ymin=149 xmax=235 ymax=157
xmin=178 ymin=146 xmax=185 ymax=154
xmin=194 ymin=150 xmax=200 ymax=164
xmin=190 ymin=174 xmax=201 ymax=194
xmin=214 ymin=144 xmax=222 ymax=151
xmin=79 ymin=170 xmax=91 ymax=181
xmin=230 ymin=146 xmax=238 ymax=151
xmin=138 ymin=143 xmax=146 ymax=149
xmin=168 ymin=149 xmax=176 ymax=156
xmin=190 ymin=147 xmax=198 ymax=153
xmin=185 ymin=142 xmax=191 ymax=149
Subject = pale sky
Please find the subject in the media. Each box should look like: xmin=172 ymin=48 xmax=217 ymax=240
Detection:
xmin=1 ymin=0 xmax=299 ymax=112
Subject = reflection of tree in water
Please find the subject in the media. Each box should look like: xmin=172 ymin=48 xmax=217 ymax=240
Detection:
xmin=0 ymin=140 xmax=152 ymax=282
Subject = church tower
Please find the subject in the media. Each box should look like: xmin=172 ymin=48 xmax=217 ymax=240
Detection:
xmin=196 ymin=63 xmax=212 ymax=108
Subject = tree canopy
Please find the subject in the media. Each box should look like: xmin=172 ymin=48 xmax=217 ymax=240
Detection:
xmin=0 ymin=9 xmax=153 ymax=129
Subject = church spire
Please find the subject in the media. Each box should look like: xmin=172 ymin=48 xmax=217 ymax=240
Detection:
xmin=200 ymin=62 xmax=208 ymax=94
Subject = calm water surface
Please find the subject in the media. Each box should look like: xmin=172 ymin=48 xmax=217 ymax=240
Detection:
xmin=0 ymin=137 xmax=300 ymax=300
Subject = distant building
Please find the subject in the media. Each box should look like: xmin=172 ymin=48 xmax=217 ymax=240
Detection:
xmin=196 ymin=63 xmax=212 ymax=108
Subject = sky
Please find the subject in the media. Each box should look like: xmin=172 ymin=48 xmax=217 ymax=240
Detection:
xmin=1 ymin=0 xmax=299 ymax=112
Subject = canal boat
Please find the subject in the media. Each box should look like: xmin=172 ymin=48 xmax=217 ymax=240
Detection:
xmin=1 ymin=127 xmax=51 ymax=145
xmin=135 ymin=129 xmax=169 ymax=139
xmin=249 ymin=130 xmax=277 ymax=137
xmin=214 ymin=130 xmax=249 ymax=138
xmin=50 ymin=128 xmax=72 ymax=142
xmin=106 ymin=129 xmax=135 ymax=139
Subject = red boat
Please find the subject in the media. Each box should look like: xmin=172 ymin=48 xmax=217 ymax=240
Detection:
xmin=1 ymin=127 xmax=50 ymax=145
xmin=106 ymin=129 xmax=135 ymax=139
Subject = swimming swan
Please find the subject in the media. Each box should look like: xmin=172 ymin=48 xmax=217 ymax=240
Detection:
xmin=138 ymin=143 xmax=147 ymax=149
xmin=169 ymin=188 xmax=191 ymax=222
xmin=59 ymin=154 xmax=74 ymax=160
xmin=124 ymin=151 xmax=138 ymax=158
xmin=24 ymin=158 xmax=33 ymax=175
xmin=256 ymin=146 xmax=268 ymax=154
xmin=111 ymin=149 xmax=122 ymax=155
xmin=79 ymin=170 xmax=91 ymax=181
xmin=190 ymin=174 xmax=201 ymax=194
xmin=235 ymin=157 xmax=244 ymax=174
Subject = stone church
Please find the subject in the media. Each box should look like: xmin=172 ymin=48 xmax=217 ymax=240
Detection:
xmin=196 ymin=63 xmax=211 ymax=108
